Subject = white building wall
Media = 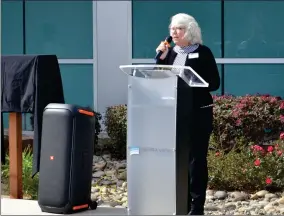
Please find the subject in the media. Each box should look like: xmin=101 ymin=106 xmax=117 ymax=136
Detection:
xmin=95 ymin=1 xmax=131 ymax=116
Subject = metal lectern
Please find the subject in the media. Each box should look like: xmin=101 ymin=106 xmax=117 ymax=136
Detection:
xmin=119 ymin=64 xmax=209 ymax=215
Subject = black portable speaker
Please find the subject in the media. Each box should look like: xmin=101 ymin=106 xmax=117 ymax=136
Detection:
xmin=38 ymin=103 xmax=97 ymax=214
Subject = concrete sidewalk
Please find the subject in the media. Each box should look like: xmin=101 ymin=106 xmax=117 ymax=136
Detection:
xmin=1 ymin=198 xmax=127 ymax=215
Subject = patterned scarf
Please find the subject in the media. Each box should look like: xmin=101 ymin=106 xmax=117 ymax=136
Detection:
xmin=173 ymin=44 xmax=199 ymax=66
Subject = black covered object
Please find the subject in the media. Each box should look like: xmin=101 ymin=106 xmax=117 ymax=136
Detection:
xmin=38 ymin=103 xmax=97 ymax=214
xmin=1 ymin=55 xmax=65 ymax=176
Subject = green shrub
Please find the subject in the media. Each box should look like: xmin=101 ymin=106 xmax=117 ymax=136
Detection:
xmin=104 ymin=104 xmax=127 ymax=159
xmin=102 ymin=94 xmax=284 ymax=191
xmin=212 ymin=94 xmax=284 ymax=151
xmin=94 ymin=111 xmax=102 ymax=153
xmin=208 ymin=134 xmax=284 ymax=192
xmin=103 ymin=95 xmax=284 ymax=157
xmin=1 ymin=148 xmax=39 ymax=200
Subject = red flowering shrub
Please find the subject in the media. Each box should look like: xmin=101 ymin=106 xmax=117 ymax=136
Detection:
xmin=104 ymin=94 xmax=284 ymax=159
xmin=103 ymin=94 xmax=284 ymax=190
xmin=212 ymin=94 xmax=284 ymax=150
xmin=208 ymin=137 xmax=284 ymax=192
xmin=280 ymin=132 xmax=284 ymax=140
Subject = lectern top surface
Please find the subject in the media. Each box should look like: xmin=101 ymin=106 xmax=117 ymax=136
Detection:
xmin=119 ymin=64 xmax=209 ymax=88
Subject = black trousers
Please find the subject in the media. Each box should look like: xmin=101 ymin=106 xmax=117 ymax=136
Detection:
xmin=188 ymin=106 xmax=213 ymax=213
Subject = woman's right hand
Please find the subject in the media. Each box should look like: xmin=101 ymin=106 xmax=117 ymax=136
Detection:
xmin=156 ymin=41 xmax=169 ymax=60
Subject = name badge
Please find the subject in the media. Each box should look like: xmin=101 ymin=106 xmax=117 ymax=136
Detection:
xmin=188 ymin=53 xmax=199 ymax=59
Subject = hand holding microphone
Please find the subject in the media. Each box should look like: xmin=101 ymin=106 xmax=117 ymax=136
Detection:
xmin=155 ymin=36 xmax=172 ymax=60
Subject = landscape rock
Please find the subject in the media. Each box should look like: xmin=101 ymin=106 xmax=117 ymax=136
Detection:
xmin=265 ymin=193 xmax=278 ymax=200
xmin=93 ymin=171 xmax=105 ymax=178
xmin=89 ymin=154 xmax=284 ymax=215
xmin=230 ymin=191 xmax=249 ymax=201
xmin=256 ymin=190 xmax=269 ymax=198
xmin=214 ymin=191 xmax=228 ymax=200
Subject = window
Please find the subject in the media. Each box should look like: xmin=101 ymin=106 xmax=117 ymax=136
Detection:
xmin=224 ymin=64 xmax=284 ymax=98
xmin=1 ymin=1 xmax=24 ymax=54
xmin=132 ymin=1 xmax=221 ymax=59
xmin=25 ymin=1 xmax=93 ymax=58
xmin=224 ymin=1 xmax=284 ymax=58
xmin=60 ymin=64 xmax=94 ymax=108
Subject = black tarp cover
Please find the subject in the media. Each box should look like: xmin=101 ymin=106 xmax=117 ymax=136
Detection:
xmin=1 ymin=55 xmax=65 ymax=177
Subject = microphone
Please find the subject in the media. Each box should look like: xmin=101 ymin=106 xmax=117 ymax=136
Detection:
xmin=155 ymin=36 xmax=172 ymax=60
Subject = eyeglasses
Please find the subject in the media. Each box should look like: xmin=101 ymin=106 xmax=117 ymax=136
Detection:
xmin=169 ymin=27 xmax=185 ymax=32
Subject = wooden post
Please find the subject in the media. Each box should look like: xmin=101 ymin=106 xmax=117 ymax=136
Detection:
xmin=8 ymin=112 xmax=23 ymax=199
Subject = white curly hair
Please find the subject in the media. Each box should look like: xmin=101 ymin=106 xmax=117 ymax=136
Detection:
xmin=169 ymin=13 xmax=203 ymax=45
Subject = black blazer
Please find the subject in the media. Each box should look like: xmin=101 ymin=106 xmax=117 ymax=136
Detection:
xmin=156 ymin=44 xmax=220 ymax=108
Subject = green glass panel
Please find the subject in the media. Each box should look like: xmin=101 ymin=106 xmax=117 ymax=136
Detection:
xmin=25 ymin=1 xmax=93 ymax=58
xmin=224 ymin=64 xmax=284 ymax=98
xmin=60 ymin=64 xmax=94 ymax=108
xmin=132 ymin=1 xmax=221 ymax=59
xmin=224 ymin=1 xmax=284 ymax=57
xmin=1 ymin=1 xmax=23 ymax=54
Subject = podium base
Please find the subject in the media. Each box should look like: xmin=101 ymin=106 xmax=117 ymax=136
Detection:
xmin=126 ymin=76 xmax=193 ymax=215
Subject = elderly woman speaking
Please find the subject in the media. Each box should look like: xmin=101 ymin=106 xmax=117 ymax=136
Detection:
xmin=156 ymin=13 xmax=220 ymax=215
